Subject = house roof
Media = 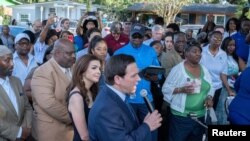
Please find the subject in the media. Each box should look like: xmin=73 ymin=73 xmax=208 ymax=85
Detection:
xmin=127 ymin=3 xmax=155 ymax=12
xmin=181 ymin=3 xmax=237 ymax=15
xmin=127 ymin=3 xmax=237 ymax=15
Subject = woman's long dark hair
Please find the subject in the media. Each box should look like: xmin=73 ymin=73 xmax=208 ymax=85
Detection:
xmin=88 ymin=35 xmax=106 ymax=54
xmin=66 ymin=54 xmax=101 ymax=105
xmin=221 ymin=37 xmax=238 ymax=62
xmin=225 ymin=17 xmax=240 ymax=33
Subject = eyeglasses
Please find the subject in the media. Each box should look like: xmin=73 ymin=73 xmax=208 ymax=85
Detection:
xmin=132 ymin=34 xmax=143 ymax=39
xmin=124 ymin=22 xmax=131 ymax=25
xmin=16 ymin=42 xmax=29 ymax=46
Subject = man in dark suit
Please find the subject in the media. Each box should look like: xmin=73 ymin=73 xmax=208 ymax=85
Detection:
xmin=0 ymin=45 xmax=32 ymax=141
xmin=88 ymin=54 xmax=162 ymax=141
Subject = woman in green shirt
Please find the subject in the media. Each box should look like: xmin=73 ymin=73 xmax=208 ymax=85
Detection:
xmin=162 ymin=41 xmax=214 ymax=141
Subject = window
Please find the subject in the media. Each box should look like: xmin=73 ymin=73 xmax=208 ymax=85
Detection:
xmin=20 ymin=14 xmax=29 ymax=22
xmin=49 ymin=8 xmax=56 ymax=15
xmin=215 ymin=15 xmax=225 ymax=26
xmin=180 ymin=14 xmax=189 ymax=24
xmin=80 ymin=9 xmax=86 ymax=16
xmin=205 ymin=14 xmax=225 ymax=26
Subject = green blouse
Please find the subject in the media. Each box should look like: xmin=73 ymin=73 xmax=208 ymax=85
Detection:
xmin=172 ymin=66 xmax=211 ymax=117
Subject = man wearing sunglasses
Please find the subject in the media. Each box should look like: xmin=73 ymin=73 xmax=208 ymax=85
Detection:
xmin=114 ymin=23 xmax=160 ymax=141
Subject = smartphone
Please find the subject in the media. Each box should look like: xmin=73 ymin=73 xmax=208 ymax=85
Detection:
xmin=68 ymin=35 xmax=74 ymax=43
xmin=88 ymin=11 xmax=95 ymax=16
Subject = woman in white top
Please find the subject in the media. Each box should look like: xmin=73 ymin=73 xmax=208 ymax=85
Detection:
xmin=200 ymin=31 xmax=228 ymax=111
xmin=217 ymin=37 xmax=239 ymax=124
xmin=162 ymin=41 xmax=213 ymax=141
xmin=224 ymin=17 xmax=240 ymax=38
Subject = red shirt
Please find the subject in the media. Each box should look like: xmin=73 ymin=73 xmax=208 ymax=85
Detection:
xmin=104 ymin=33 xmax=129 ymax=55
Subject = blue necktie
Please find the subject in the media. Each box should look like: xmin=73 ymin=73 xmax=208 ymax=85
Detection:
xmin=125 ymin=98 xmax=137 ymax=122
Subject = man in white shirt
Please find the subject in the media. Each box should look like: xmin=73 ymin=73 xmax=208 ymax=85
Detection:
xmin=0 ymin=46 xmax=32 ymax=141
xmin=12 ymin=33 xmax=38 ymax=85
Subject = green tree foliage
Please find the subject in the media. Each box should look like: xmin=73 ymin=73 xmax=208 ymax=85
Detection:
xmin=95 ymin=0 xmax=132 ymax=13
xmin=193 ymin=0 xmax=247 ymax=4
xmin=0 ymin=6 xmax=11 ymax=25
xmin=235 ymin=0 xmax=250 ymax=19
xmin=227 ymin=0 xmax=247 ymax=5
xmin=92 ymin=0 xmax=134 ymax=21
xmin=139 ymin=0 xmax=192 ymax=25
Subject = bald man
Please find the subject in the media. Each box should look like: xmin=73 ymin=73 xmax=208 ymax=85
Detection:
xmin=0 ymin=46 xmax=32 ymax=141
xmin=31 ymin=39 xmax=76 ymax=141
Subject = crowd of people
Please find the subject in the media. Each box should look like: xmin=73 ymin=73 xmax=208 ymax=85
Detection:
xmin=1 ymin=11 xmax=250 ymax=141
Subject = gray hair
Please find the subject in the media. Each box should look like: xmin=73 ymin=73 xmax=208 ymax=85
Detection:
xmin=0 ymin=45 xmax=12 ymax=57
xmin=173 ymin=32 xmax=186 ymax=43
xmin=152 ymin=24 xmax=164 ymax=33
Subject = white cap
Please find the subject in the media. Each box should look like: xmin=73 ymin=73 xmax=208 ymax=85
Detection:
xmin=86 ymin=16 xmax=97 ymax=20
xmin=0 ymin=45 xmax=12 ymax=56
xmin=14 ymin=33 xmax=30 ymax=44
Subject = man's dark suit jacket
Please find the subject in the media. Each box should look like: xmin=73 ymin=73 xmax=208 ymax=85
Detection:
xmin=88 ymin=85 xmax=152 ymax=141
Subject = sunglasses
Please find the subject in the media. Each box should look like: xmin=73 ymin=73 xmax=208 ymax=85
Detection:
xmin=132 ymin=33 xmax=143 ymax=39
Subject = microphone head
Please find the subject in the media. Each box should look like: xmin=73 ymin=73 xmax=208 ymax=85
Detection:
xmin=140 ymin=89 xmax=147 ymax=97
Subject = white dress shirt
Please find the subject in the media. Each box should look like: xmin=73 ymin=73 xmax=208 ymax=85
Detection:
xmin=12 ymin=52 xmax=38 ymax=85
xmin=0 ymin=77 xmax=22 ymax=137
xmin=107 ymin=84 xmax=126 ymax=102
xmin=0 ymin=77 xmax=19 ymax=115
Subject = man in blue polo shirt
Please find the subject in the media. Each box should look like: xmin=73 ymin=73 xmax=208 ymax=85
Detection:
xmin=114 ymin=23 xmax=160 ymax=141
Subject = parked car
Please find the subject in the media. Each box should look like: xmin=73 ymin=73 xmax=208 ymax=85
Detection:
xmin=180 ymin=24 xmax=204 ymax=39
xmin=0 ymin=25 xmax=27 ymax=37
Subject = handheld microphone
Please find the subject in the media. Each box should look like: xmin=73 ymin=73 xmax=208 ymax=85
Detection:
xmin=140 ymin=89 xmax=154 ymax=113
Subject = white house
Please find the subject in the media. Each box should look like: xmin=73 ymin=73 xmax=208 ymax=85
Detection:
xmin=8 ymin=0 xmax=102 ymax=24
